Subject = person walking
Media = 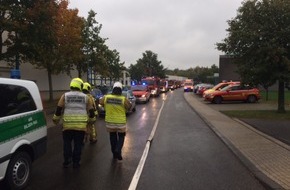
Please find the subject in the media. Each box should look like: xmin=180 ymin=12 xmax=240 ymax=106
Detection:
xmin=99 ymin=82 xmax=131 ymax=160
xmin=82 ymin=82 xmax=98 ymax=144
xmin=52 ymin=78 xmax=96 ymax=168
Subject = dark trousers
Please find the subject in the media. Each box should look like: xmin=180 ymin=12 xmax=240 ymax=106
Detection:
xmin=62 ymin=130 xmax=85 ymax=164
xmin=109 ymin=132 xmax=125 ymax=156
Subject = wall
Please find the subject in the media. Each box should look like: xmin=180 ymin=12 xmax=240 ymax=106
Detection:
xmin=0 ymin=62 xmax=83 ymax=100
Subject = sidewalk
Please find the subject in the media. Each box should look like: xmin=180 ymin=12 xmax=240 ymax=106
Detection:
xmin=184 ymin=93 xmax=290 ymax=190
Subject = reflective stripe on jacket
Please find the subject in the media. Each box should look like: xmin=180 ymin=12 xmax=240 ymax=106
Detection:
xmin=104 ymin=94 xmax=126 ymax=124
xmin=63 ymin=91 xmax=88 ymax=131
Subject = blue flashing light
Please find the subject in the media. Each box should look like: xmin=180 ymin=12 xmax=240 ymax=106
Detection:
xmin=142 ymin=82 xmax=146 ymax=85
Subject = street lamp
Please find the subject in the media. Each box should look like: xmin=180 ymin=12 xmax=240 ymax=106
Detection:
xmin=10 ymin=32 xmax=21 ymax=79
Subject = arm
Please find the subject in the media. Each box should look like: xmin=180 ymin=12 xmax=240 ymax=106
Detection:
xmin=52 ymin=95 xmax=65 ymax=125
xmin=87 ymin=96 xmax=96 ymax=123
xmin=124 ymin=98 xmax=132 ymax=111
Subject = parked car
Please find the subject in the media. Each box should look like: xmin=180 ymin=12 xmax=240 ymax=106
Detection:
xmin=194 ymin=83 xmax=213 ymax=95
xmin=122 ymin=90 xmax=137 ymax=113
xmin=203 ymin=81 xmax=240 ymax=98
xmin=131 ymin=85 xmax=151 ymax=103
xmin=91 ymin=88 xmax=104 ymax=105
xmin=204 ymin=84 xmax=261 ymax=104
xmin=97 ymin=89 xmax=136 ymax=116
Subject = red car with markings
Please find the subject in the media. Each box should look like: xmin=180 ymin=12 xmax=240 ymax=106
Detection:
xmin=131 ymin=85 xmax=151 ymax=103
xmin=204 ymin=84 xmax=261 ymax=104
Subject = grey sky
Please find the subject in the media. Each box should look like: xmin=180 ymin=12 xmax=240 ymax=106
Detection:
xmin=68 ymin=0 xmax=244 ymax=70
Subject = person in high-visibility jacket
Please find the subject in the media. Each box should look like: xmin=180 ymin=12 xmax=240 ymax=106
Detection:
xmin=99 ymin=81 xmax=131 ymax=160
xmin=52 ymin=78 xmax=96 ymax=168
xmin=82 ymin=82 xmax=98 ymax=144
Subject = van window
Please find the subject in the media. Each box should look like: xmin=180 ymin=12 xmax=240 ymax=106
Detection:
xmin=0 ymin=84 xmax=37 ymax=117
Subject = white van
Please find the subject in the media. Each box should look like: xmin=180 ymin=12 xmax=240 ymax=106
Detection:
xmin=0 ymin=78 xmax=47 ymax=190
xmin=183 ymin=79 xmax=194 ymax=92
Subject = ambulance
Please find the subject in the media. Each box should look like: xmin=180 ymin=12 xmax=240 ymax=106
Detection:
xmin=0 ymin=78 xmax=47 ymax=190
xmin=183 ymin=79 xmax=194 ymax=92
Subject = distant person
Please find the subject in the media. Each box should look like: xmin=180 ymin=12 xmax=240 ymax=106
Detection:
xmin=100 ymin=83 xmax=108 ymax=95
xmin=99 ymin=82 xmax=131 ymax=160
xmin=52 ymin=78 xmax=96 ymax=168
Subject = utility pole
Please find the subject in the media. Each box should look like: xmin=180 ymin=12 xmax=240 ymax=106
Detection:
xmin=11 ymin=32 xmax=21 ymax=79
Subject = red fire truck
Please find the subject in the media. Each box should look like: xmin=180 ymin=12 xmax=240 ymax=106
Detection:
xmin=141 ymin=77 xmax=161 ymax=97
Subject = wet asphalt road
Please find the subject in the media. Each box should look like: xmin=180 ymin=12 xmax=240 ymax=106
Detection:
xmin=1 ymin=89 xmax=267 ymax=190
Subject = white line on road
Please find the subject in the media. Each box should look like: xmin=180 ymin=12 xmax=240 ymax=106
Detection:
xmin=128 ymin=97 xmax=166 ymax=190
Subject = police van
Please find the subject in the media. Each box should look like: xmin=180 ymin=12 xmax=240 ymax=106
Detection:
xmin=0 ymin=78 xmax=47 ymax=189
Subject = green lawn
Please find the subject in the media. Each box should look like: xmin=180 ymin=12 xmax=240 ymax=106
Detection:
xmin=260 ymin=90 xmax=290 ymax=104
xmin=222 ymin=90 xmax=290 ymax=120
xmin=221 ymin=110 xmax=290 ymax=120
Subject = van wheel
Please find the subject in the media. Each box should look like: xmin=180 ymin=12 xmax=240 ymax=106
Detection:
xmin=6 ymin=151 xmax=32 ymax=190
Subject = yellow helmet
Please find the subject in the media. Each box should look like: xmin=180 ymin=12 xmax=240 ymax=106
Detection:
xmin=83 ymin=82 xmax=91 ymax=92
xmin=70 ymin=78 xmax=83 ymax=90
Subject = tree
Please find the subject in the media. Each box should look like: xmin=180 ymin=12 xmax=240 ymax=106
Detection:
xmin=130 ymin=50 xmax=166 ymax=80
xmin=82 ymin=10 xmax=108 ymax=79
xmin=23 ymin=0 xmax=85 ymax=101
xmin=106 ymin=49 xmax=125 ymax=81
xmin=55 ymin=0 xmax=85 ymax=77
xmin=1 ymin=0 xmax=35 ymax=68
xmin=216 ymin=0 xmax=290 ymax=113
xmin=129 ymin=62 xmax=147 ymax=81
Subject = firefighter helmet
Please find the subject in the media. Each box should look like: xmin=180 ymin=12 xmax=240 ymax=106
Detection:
xmin=70 ymin=78 xmax=83 ymax=90
xmin=113 ymin=82 xmax=123 ymax=89
xmin=83 ymin=82 xmax=91 ymax=92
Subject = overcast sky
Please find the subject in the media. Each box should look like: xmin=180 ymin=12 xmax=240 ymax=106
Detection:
xmin=68 ymin=0 xmax=244 ymax=70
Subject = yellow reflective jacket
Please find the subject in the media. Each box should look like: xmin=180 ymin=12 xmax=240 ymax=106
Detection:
xmin=62 ymin=91 xmax=88 ymax=131
xmin=104 ymin=94 xmax=126 ymax=124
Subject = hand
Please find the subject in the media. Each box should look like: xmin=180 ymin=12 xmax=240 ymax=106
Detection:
xmin=52 ymin=115 xmax=61 ymax=125
xmin=88 ymin=117 xmax=96 ymax=124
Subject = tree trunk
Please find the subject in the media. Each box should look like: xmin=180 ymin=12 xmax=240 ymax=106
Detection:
xmin=265 ymin=87 xmax=269 ymax=101
xmin=277 ymin=80 xmax=285 ymax=113
xmin=48 ymin=68 xmax=54 ymax=102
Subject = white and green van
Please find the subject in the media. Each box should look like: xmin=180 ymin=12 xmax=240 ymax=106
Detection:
xmin=0 ymin=78 xmax=47 ymax=190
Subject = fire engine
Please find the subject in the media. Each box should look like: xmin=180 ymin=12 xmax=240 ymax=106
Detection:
xmin=141 ymin=77 xmax=161 ymax=97
xmin=159 ymin=79 xmax=169 ymax=93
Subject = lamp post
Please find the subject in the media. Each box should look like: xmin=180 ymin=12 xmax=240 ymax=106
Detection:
xmin=10 ymin=32 xmax=21 ymax=79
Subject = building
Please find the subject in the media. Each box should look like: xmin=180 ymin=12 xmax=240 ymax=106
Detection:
xmin=0 ymin=61 xmax=79 ymax=100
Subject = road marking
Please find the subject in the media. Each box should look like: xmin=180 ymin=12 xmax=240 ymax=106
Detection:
xmin=128 ymin=98 xmax=166 ymax=190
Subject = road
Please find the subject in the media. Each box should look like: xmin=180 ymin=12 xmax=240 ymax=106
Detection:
xmin=1 ymin=88 xmax=267 ymax=190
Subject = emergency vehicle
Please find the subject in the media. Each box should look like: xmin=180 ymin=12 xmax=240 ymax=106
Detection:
xmin=183 ymin=79 xmax=194 ymax=92
xmin=168 ymin=80 xmax=176 ymax=90
xmin=159 ymin=79 xmax=168 ymax=93
xmin=141 ymin=77 xmax=161 ymax=97
xmin=0 ymin=78 xmax=47 ymax=190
